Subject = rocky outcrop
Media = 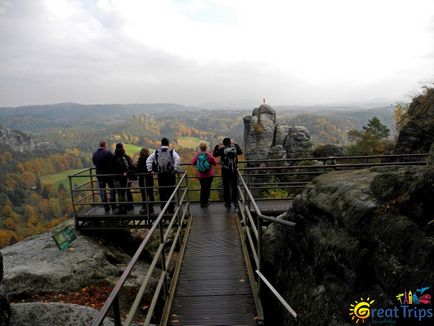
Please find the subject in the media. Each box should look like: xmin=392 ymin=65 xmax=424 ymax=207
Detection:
xmin=394 ymin=87 xmax=434 ymax=155
xmin=0 ymin=126 xmax=54 ymax=152
xmin=428 ymin=142 xmax=434 ymax=167
xmin=312 ymin=144 xmax=347 ymax=158
xmin=0 ymin=253 xmax=11 ymax=326
xmin=283 ymin=126 xmax=312 ymax=159
xmin=1 ymin=222 xmax=157 ymax=299
xmin=10 ymin=302 xmax=114 ymax=326
xmin=243 ymin=104 xmax=312 ymax=161
xmin=243 ymin=104 xmax=276 ymax=161
xmin=262 ymin=165 xmax=434 ymax=325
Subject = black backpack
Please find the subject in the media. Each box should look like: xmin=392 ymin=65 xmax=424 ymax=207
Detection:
xmin=222 ymin=146 xmax=237 ymax=172
xmin=155 ymin=148 xmax=174 ymax=173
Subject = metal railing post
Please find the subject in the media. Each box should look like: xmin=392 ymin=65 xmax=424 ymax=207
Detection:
xmin=112 ymin=295 xmax=121 ymax=326
xmin=257 ymin=215 xmax=263 ymax=296
xmin=159 ymin=219 xmax=169 ymax=299
xmin=90 ymin=168 xmax=96 ymax=204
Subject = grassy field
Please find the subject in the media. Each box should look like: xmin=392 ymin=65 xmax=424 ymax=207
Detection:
xmin=123 ymin=143 xmax=143 ymax=156
xmin=178 ymin=136 xmax=204 ymax=149
xmin=41 ymin=169 xmax=88 ymax=190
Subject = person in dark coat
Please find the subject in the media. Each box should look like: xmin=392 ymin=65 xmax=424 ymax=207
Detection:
xmin=92 ymin=140 xmax=116 ymax=212
xmin=213 ymin=137 xmax=242 ymax=208
xmin=110 ymin=143 xmax=134 ymax=214
xmin=137 ymin=147 xmax=155 ymax=214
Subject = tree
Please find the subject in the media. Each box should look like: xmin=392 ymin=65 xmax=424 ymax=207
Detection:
xmin=362 ymin=117 xmax=390 ymax=139
xmin=347 ymin=117 xmax=393 ymax=156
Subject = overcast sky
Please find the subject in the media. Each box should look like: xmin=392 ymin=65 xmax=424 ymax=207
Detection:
xmin=0 ymin=0 xmax=433 ymax=108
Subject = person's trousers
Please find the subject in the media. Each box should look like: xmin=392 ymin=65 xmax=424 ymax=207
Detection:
xmin=97 ymin=176 xmax=116 ymax=209
xmin=140 ymin=175 xmax=155 ymax=211
xmin=158 ymin=173 xmax=176 ymax=212
xmin=199 ymin=176 xmax=213 ymax=207
xmin=113 ymin=177 xmax=128 ymax=211
xmin=221 ymin=168 xmax=238 ymax=205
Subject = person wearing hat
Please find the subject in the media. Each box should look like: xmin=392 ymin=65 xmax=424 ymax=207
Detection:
xmin=213 ymin=138 xmax=242 ymax=208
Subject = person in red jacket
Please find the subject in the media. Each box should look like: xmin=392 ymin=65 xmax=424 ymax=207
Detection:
xmin=192 ymin=142 xmax=217 ymax=207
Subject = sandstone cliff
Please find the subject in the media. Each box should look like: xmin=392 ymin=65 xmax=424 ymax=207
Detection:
xmin=394 ymin=87 xmax=434 ymax=155
xmin=0 ymin=126 xmax=53 ymax=152
xmin=263 ymin=163 xmax=434 ymax=325
xmin=0 ymin=222 xmax=158 ymax=326
xmin=243 ymin=104 xmax=312 ymax=161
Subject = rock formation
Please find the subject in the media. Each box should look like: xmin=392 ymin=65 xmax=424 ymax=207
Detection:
xmin=10 ymin=303 xmax=114 ymax=326
xmin=243 ymin=104 xmax=312 ymax=162
xmin=0 ymin=222 xmax=158 ymax=325
xmin=0 ymin=253 xmax=11 ymax=326
xmin=394 ymin=87 xmax=434 ymax=155
xmin=262 ymin=164 xmax=434 ymax=325
xmin=0 ymin=126 xmax=54 ymax=152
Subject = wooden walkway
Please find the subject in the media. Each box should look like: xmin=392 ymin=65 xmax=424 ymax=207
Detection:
xmin=167 ymin=203 xmax=258 ymax=326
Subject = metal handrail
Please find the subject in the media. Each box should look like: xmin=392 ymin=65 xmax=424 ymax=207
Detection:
xmin=92 ymin=171 xmax=190 ymax=326
xmin=236 ymin=168 xmax=297 ymax=322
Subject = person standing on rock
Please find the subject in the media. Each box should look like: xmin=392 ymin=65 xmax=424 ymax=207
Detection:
xmin=146 ymin=138 xmax=181 ymax=214
xmin=92 ymin=140 xmax=116 ymax=212
xmin=213 ymin=138 xmax=242 ymax=208
xmin=192 ymin=142 xmax=217 ymax=207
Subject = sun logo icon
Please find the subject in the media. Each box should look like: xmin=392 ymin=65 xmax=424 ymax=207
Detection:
xmin=349 ymin=297 xmax=375 ymax=323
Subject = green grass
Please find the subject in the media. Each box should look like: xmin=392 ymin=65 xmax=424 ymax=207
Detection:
xmin=41 ymin=169 xmax=87 ymax=190
xmin=178 ymin=136 xmax=204 ymax=149
xmin=123 ymin=143 xmax=143 ymax=156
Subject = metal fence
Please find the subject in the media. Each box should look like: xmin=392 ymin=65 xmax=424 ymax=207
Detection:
xmin=91 ymin=172 xmax=191 ymax=326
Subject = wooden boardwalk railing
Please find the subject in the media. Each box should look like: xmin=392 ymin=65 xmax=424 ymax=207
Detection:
xmin=163 ymin=203 xmax=259 ymax=326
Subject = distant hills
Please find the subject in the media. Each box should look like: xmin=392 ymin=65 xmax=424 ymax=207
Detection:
xmin=0 ymin=102 xmax=397 ymax=149
xmin=0 ymin=102 xmax=202 ymax=133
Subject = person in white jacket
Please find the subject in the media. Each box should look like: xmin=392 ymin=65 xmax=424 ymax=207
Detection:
xmin=146 ymin=137 xmax=181 ymax=213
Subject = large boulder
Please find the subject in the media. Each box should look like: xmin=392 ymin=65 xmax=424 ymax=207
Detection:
xmin=244 ymin=104 xmax=313 ymax=162
xmin=1 ymin=222 xmax=157 ymax=298
xmin=10 ymin=302 xmax=113 ymax=326
xmin=283 ymin=126 xmax=312 ymax=159
xmin=312 ymin=144 xmax=347 ymax=158
xmin=262 ymin=165 xmax=434 ymax=325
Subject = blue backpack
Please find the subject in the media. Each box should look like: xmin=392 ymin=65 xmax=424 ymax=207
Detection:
xmin=196 ymin=153 xmax=211 ymax=173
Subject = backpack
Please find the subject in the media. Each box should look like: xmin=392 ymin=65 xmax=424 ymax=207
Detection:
xmin=222 ymin=146 xmax=237 ymax=172
xmin=196 ymin=153 xmax=211 ymax=173
xmin=155 ymin=148 xmax=174 ymax=173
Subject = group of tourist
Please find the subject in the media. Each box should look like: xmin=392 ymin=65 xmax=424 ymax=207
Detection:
xmin=92 ymin=137 xmax=242 ymax=215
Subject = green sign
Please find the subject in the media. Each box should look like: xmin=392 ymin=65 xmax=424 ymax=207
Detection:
xmin=52 ymin=225 xmax=77 ymax=251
